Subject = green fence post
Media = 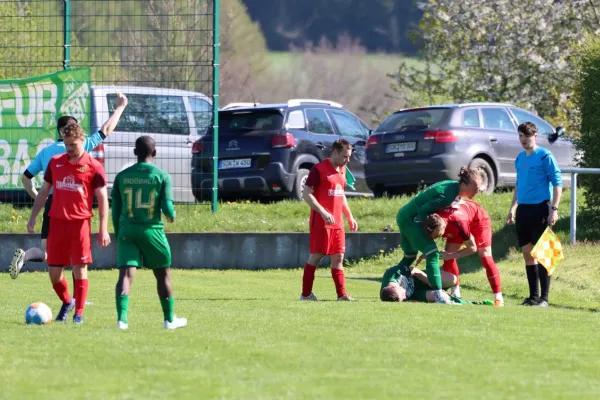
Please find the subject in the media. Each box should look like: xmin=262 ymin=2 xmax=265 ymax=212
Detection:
xmin=63 ymin=0 xmax=71 ymax=70
xmin=211 ymin=0 xmax=220 ymax=213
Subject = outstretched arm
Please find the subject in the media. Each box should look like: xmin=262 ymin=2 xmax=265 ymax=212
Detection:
xmin=101 ymin=93 xmax=128 ymax=137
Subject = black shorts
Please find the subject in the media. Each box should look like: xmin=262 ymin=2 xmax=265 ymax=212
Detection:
xmin=41 ymin=195 xmax=53 ymax=240
xmin=515 ymin=201 xmax=549 ymax=248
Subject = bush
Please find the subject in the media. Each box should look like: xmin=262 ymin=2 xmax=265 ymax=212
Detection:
xmin=573 ymin=36 xmax=600 ymax=215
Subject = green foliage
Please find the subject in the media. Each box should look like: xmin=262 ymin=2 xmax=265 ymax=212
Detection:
xmin=392 ymin=0 xmax=598 ymax=134
xmin=573 ymin=34 xmax=600 ymax=219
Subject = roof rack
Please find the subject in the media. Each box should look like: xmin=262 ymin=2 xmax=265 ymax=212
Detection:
xmin=220 ymin=102 xmax=261 ymax=110
xmin=456 ymin=102 xmax=514 ymax=107
xmin=287 ymin=99 xmax=343 ymax=108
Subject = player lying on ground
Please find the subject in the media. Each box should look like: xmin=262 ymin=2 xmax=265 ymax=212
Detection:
xmin=26 ymin=123 xmax=110 ymax=324
xmin=380 ymin=264 xmax=458 ymax=303
xmin=395 ymin=208 xmax=452 ymax=304
xmin=10 ymin=93 xmax=128 ymax=279
xmin=112 ymin=136 xmax=186 ymax=330
xmin=434 ymin=199 xmax=504 ymax=306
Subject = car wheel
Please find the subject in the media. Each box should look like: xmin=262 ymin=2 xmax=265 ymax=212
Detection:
xmin=292 ymin=168 xmax=310 ymax=200
xmin=373 ymin=186 xmax=386 ymax=198
xmin=469 ymin=158 xmax=496 ymax=194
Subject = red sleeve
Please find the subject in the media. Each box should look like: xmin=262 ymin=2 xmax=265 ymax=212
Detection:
xmin=456 ymin=220 xmax=470 ymax=241
xmin=44 ymin=163 xmax=53 ymax=184
xmin=91 ymin=164 xmax=107 ymax=189
xmin=305 ymin=167 xmax=320 ymax=191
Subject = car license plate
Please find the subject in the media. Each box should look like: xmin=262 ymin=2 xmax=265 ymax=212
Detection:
xmin=385 ymin=142 xmax=416 ymax=153
xmin=219 ymin=158 xmax=251 ymax=169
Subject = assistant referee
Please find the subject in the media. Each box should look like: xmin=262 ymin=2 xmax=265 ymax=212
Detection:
xmin=506 ymin=122 xmax=562 ymax=307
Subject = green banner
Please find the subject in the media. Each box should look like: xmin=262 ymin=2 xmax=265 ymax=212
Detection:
xmin=0 ymin=68 xmax=91 ymax=189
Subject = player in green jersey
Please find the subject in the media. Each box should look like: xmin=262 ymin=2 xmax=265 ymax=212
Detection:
xmin=394 ymin=167 xmax=483 ymax=303
xmin=111 ymin=136 xmax=186 ymax=330
xmin=380 ymin=262 xmax=457 ymax=303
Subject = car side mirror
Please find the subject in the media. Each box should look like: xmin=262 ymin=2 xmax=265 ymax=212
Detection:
xmin=368 ymin=129 xmax=373 ymax=136
xmin=548 ymin=126 xmax=565 ymax=144
xmin=556 ymin=126 xmax=566 ymax=137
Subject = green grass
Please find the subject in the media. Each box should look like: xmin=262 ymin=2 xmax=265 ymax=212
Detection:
xmin=2 ymin=246 xmax=600 ymax=399
xmin=2 ymin=190 xmax=600 ymax=398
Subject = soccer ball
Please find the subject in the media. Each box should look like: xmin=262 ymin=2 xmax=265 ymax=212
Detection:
xmin=25 ymin=302 xmax=52 ymax=325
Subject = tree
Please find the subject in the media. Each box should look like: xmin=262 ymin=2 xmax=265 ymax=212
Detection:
xmin=392 ymin=0 xmax=599 ymax=134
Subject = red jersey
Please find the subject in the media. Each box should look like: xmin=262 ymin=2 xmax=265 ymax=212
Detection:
xmin=437 ymin=199 xmax=489 ymax=241
xmin=44 ymin=152 xmax=106 ymax=221
xmin=305 ymin=159 xmax=346 ymax=230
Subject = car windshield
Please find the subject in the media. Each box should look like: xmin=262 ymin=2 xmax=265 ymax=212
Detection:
xmin=219 ymin=110 xmax=284 ymax=134
xmin=376 ymin=108 xmax=450 ymax=132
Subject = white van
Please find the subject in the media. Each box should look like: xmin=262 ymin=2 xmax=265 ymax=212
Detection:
xmin=90 ymin=86 xmax=212 ymax=203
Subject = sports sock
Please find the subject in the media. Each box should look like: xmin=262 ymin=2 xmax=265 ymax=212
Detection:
xmin=450 ymin=286 xmax=461 ymax=298
xmin=160 ymin=297 xmax=174 ymax=323
xmin=525 ymin=264 xmax=540 ymax=300
xmin=425 ymin=252 xmax=443 ymax=290
xmin=331 ymin=268 xmax=346 ymax=298
xmin=481 ymin=256 xmax=502 ymax=294
xmin=301 ymin=263 xmax=317 ymax=297
xmin=24 ymin=247 xmax=46 ymax=262
xmin=494 ymin=292 xmax=504 ymax=302
xmin=74 ymin=279 xmax=89 ymax=316
xmin=116 ymin=294 xmax=130 ymax=324
xmin=442 ymin=258 xmax=460 ymax=281
xmin=52 ymin=277 xmax=71 ymax=304
xmin=537 ymin=264 xmax=552 ymax=302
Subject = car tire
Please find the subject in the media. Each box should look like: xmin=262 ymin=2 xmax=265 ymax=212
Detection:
xmin=469 ymin=158 xmax=496 ymax=194
xmin=292 ymin=168 xmax=310 ymax=200
xmin=373 ymin=186 xmax=386 ymax=198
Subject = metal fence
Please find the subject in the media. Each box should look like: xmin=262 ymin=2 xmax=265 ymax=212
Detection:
xmin=562 ymin=168 xmax=600 ymax=244
xmin=0 ymin=0 xmax=220 ymax=212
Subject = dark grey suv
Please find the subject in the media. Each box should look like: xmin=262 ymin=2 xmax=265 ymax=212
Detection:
xmin=365 ymin=103 xmax=575 ymax=196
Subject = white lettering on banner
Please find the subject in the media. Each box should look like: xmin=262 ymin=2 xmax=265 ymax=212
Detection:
xmin=14 ymin=84 xmax=37 ymax=128
xmin=56 ymin=176 xmax=83 ymax=192
xmin=11 ymin=140 xmax=31 ymax=186
xmin=60 ymin=83 xmax=89 ymax=123
xmin=0 ymin=84 xmax=14 ymax=128
xmin=35 ymin=82 xmax=57 ymax=128
xmin=328 ymin=184 xmax=345 ymax=197
xmin=0 ymin=140 xmax=11 ymax=186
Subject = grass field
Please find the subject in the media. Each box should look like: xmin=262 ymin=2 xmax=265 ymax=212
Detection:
xmin=1 ymin=191 xmax=600 ymax=399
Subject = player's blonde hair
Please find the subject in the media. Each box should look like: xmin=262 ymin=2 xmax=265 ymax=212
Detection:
xmin=62 ymin=123 xmax=84 ymax=139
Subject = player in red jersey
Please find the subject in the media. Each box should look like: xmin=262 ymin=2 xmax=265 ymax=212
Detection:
xmin=436 ymin=199 xmax=504 ymax=306
xmin=300 ymin=139 xmax=358 ymax=301
xmin=27 ymin=123 xmax=110 ymax=324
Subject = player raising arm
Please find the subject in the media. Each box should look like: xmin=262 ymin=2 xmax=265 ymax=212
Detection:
xmin=10 ymin=93 xmax=128 ymax=279
xmin=112 ymin=136 xmax=186 ymax=330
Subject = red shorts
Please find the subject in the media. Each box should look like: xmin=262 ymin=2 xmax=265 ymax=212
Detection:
xmin=309 ymin=228 xmax=345 ymax=255
xmin=471 ymin=217 xmax=492 ymax=248
xmin=47 ymin=218 xmax=93 ymax=266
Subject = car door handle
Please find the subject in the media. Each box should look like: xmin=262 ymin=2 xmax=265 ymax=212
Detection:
xmin=315 ymin=143 xmax=326 ymax=150
xmin=489 ymin=137 xmax=497 ymax=142
xmin=355 ymin=140 xmax=366 ymax=146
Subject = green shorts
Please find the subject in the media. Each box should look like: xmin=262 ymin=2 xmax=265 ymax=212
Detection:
xmin=396 ymin=207 xmax=438 ymax=257
xmin=117 ymin=225 xmax=172 ymax=269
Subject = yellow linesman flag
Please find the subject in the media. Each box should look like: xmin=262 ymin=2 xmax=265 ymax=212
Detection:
xmin=530 ymin=227 xmax=565 ymax=276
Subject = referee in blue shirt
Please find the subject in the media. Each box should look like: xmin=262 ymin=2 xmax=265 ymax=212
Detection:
xmin=506 ymin=122 xmax=562 ymax=307
xmin=9 ymin=94 xmax=128 ymax=279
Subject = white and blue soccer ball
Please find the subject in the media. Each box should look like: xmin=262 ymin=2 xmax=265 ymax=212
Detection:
xmin=25 ymin=302 xmax=52 ymax=325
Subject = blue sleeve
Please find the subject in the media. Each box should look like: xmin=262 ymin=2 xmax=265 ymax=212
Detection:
xmin=543 ymin=151 xmax=563 ymax=187
xmin=26 ymin=150 xmax=44 ymax=176
xmin=514 ymin=154 xmax=520 ymax=187
xmin=83 ymin=131 xmax=106 ymax=152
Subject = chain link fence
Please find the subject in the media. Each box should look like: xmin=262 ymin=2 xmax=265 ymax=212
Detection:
xmin=0 ymin=0 xmax=219 ymax=217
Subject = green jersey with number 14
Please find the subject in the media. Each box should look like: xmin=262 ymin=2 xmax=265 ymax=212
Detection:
xmin=111 ymin=162 xmax=176 ymax=234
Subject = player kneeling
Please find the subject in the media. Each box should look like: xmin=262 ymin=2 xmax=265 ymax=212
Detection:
xmin=111 ymin=136 xmax=186 ymax=330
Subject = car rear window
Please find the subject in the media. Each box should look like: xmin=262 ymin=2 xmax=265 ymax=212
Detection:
xmin=219 ymin=110 xmax=284 ymax=134
xmin=375 ymin=108 xmax=450 ymax=132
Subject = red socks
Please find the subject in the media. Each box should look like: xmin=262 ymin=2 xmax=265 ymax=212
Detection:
xmin=52 ymin=277 xmax=72 ymax=304
xmin=74 ymin=279 xmax=89 ymax=316
xmin=302 ymin=263 xmax=317 ymax=297
xmin=481 ymin=256 xmax=502 ymax=294
xmin=443 ymin=259 xmax=460 ymax=283
xmin=331 ymin=268 xmax=346 ymax=298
